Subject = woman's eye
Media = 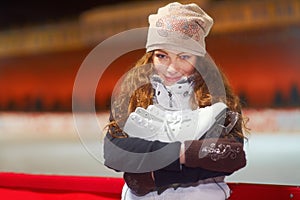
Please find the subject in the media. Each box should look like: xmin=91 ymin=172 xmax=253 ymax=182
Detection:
xmin=179 ymin=55 xmax=191 ymax=60
xmin=155 ymin=53 xmax=167 ymax=59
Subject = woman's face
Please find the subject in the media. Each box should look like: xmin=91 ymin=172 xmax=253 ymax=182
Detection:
xmin=152 ymin=49 xmax=196 ymax=86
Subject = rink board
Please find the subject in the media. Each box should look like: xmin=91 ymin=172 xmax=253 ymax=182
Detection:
xmin=0 ymin=173 xmax=299 ymax=200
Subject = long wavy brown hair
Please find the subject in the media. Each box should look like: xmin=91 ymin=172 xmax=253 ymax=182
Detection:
xmin=107 ymin=51 xmax=249 ymax=140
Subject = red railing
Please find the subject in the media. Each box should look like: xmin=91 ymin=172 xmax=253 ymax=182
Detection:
xmin=0 ymin=173 xmax=299 ymax=200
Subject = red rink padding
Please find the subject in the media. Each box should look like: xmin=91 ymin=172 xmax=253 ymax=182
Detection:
xmin=0 ymin=173 xmax=299 ymax=200
xmin=0 ymin=173 xmax=124 ymax=200
xmin=228 ymin=183 xmax=300 ymax=200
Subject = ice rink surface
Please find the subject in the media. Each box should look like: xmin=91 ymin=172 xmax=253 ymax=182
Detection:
xmin=1 ymin=133 xmax=299 ymax=186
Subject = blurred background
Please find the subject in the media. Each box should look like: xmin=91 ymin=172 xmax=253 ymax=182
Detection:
xmin=0 ymin=0 xmax=300 ymax=186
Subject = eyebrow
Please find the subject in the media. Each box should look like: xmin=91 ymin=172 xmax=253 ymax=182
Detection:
xmin=154 ymin=50 xmax=168 ymax=55
xmin=154 ymin=50 xmax=192 ymax=56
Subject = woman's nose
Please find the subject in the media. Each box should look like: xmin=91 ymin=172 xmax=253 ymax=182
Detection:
xmin=167 ymin=60 xmax=179 ymax=73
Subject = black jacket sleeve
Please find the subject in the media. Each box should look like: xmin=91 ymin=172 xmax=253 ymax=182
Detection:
xmin=104 ymin=133 xmax=232 ymax=187
xmin=104 ymin=133 xmax=181 ymax=173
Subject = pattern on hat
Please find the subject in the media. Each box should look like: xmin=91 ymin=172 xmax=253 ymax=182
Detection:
xmin=156 ymin=16 xmax=204 ymax=42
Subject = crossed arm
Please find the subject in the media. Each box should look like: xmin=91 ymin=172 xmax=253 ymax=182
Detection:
xmin=104 ymin=123 xmax=246 ymax=195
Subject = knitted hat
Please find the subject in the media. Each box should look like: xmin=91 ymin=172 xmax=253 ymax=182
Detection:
xmin=146 ymin=2 xmax=213 ymax=57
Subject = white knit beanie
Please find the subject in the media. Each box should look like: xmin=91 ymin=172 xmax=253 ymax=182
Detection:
xmin=146 ymin=2 xmax=213 ymax=57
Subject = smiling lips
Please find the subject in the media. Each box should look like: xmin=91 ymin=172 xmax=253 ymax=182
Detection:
xmin=164 ymin=75 xmax=182 ymax=83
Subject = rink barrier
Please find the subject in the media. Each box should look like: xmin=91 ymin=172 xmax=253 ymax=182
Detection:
xmin=0 ymin=173 xmax=299 ymax=200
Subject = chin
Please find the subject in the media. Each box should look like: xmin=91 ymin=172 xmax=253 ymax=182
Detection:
xmin=164 ymin=80 xmax=176 ymax=86
xmin=164 ymin=78 xmax=181 ymax=85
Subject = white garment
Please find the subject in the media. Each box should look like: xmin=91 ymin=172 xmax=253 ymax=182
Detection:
xmin=123 ymin=75 xmax=230 ymax=199
xmin=151 ymin=75 xmax=194 ymax=111
xmin=121 ymin=182 xmax=230 ymax=200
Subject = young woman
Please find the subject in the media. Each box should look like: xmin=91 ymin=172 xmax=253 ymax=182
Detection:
xmin=104 ymin=2 xmax=248 ymax=200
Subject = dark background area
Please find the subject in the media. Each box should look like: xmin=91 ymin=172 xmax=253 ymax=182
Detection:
xmin=0 ymin=0 xmax=142 ymax=29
